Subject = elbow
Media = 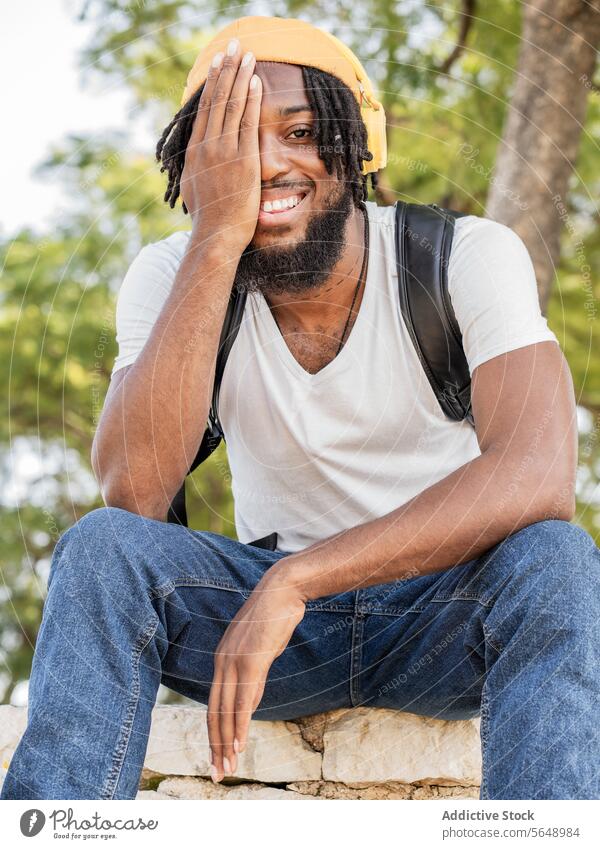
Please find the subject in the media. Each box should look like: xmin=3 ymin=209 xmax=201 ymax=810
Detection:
xmin=92 ymin=432 xmax=179 ymax=523
xmin=531 ymin=468 xmax=577 ymax=524
xmin=542 ymin=480 xmax=577 ymax=523
xmin=101 ymin=482 xmax=169 ymax=522
xmin=541 ymin=442 xmax=578 ymax=522
xmin=92 ymin=448 xmax=169 ymax=522
xmin=92 ymin=434 xmax=168 ymax=521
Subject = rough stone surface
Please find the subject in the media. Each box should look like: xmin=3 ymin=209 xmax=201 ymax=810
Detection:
xmin=0 ymin=705 xmax=27 ymax=772
xmin=137 ymin=777 xmax=311 ymax=800
xmin=321 ymin=708 xmax=481 ymax=786
xmin=0 ymin=704 xmax=482 ymax=799
xmin=291 ymin=711 xmax=329 ymax=753
xmin=288 ymin=780 xmax=479 ymax=800
xmin=144 ymin=706 xmax=321 ymax=782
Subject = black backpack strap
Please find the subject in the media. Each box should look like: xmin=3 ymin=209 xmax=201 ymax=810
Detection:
xmin=247 ymin=531 xmax=279 ymax=551
xmin=167 ymin=285 xmax=248 ymax=526
xmin=394 ymin=200 xmax=474 ymax=427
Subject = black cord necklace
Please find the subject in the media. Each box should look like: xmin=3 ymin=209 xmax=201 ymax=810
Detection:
xmin=335 ymin=202 xmax=369 ymax=356
xmin=269 ymin=203 xmax=370 ymax=356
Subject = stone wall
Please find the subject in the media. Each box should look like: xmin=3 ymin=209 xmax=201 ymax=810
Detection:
xmin=0 ymin=705 xmax=481 ymax=799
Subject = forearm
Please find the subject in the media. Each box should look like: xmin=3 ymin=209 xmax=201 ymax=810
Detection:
xmin=92 ymin=232 xmax=241 ymax=518
xmin=268 ymin=446 xmax=574 ymax=602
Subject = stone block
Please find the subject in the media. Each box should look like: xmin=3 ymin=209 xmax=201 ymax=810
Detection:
xmin=321 ymin=708 xmax=481 ymax=785
xmin=144 ymin=706 xmax=322 ymax=783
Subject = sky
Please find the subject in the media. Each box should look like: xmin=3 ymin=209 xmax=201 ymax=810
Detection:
xmin=0 ymin=0 xmax=151 ymax=235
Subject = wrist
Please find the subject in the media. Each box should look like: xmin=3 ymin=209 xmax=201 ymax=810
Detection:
xmin=190 ymin=223 xmax=245 ymax=259
xmin=261 ymin=555 xmax=314 ymax=604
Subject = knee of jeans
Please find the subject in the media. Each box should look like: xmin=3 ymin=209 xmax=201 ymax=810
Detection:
xmin=502 ymin=519 xmax=600 ymax=608
xmin=49 ymin=506 xmax=146 ymax=589
xmin=481 ymin=520 xmax=600 ymax=653
xmin=513 ymin=519 xmax=596 ymax=572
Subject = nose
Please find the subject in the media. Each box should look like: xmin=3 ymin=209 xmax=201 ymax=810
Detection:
xmin=258 ymin=128 xmax=292 ymax=183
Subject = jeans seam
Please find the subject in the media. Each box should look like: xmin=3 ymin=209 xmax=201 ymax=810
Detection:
xmin=478 ymin=626 xmax=502 ymax=800
xmin=483 ymin=620 xmax=504 ymax=655
xmin=349 ymin=614 xmax=365 ymax=707
xmin=429 ymin=595 xmax=493 ymax=608
xmin=149 ymin=579 xmax=356 ymax=613
xmin=479 ymin=678 xmax=490 ymax=800
xmin=464 ymin=645 xmax=483 ymax=681
xmin=150 ymin=579 xmax=250 ymax=600
xmin=356 ymin=605 xmax=427 ymax=615
xmin=100 ymin=614 xmax=159 ymax=800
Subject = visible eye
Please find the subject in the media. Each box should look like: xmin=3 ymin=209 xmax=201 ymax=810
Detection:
xmin=287 ymin=126 xmax=315 ymax=140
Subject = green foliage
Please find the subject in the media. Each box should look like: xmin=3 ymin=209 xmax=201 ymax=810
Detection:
xmin=1 ymin=0 xmax=599 ymax=703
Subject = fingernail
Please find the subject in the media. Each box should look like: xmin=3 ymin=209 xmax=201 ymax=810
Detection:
xmin=250 ymin=74 xmax=259 ymax=90
xmin=210 ymin=764 xmax=220 ymax=783
xmin=241 ymin=51 xmax=253 ymax=67
xmin=227 ymin=38 xmax=239 ymax=56
xmin=233 ymin=738 xmax=240 ymax=754
xmin=211 ymin=51 xmax=224 ymax=68
xmin=223 ymin=756 xmax=232 ymax=775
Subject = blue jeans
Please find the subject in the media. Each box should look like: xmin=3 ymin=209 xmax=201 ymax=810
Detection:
xmin=2 ymin=507 xmax=599 ymax=800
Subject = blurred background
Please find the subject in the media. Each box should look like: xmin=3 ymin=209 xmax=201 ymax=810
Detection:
xmin=1 ymin=0 xmax=599 ymax=706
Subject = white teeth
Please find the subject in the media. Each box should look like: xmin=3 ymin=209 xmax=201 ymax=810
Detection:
xmin=260 ymin=193 xmax=305 ymax=213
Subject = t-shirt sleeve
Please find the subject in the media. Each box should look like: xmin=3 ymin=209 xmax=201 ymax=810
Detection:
xmin=111 ymin=236 xmax=185 ymax=376
xmin=447 ymin=216 xmax=559 ymax=377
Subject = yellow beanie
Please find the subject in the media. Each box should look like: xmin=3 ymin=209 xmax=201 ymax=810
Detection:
xmin=181 ymin=15 xmax=387 ymax=175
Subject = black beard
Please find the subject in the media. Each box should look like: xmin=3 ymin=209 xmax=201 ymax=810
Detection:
xmin=233 ymin=184 xmax=356 ymax=296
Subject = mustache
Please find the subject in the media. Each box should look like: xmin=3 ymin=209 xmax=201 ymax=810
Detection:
xmin=234 ymin=184 xmax=355 ymax=296
xmin=261 ymin=182 xmax=313 ymax=192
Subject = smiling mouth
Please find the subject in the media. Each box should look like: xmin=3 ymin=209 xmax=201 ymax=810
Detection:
xmin=257 ymin=190 xmax=310 ymax=227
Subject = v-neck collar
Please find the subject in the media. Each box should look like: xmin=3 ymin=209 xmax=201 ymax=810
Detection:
xmin=255 ymin=202 xmax=373 ymax=385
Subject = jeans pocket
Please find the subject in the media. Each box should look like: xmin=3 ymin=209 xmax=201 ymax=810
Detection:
xmin=431 ymin=557 xmax=494 ymax=605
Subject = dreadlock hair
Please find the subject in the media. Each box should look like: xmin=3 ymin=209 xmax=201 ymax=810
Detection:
xmin=155 ymin=65 xmax=379 ymax=213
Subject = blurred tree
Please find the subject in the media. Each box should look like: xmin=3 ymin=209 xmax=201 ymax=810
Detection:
xmin=486 ymin=0 xmax=600 ymax=311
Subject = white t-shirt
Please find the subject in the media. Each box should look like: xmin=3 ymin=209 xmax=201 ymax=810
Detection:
xmin=112 ymin=201 xmax=559 ymax=553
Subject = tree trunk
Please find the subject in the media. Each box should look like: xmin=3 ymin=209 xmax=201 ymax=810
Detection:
xmin=486 ymin=0 xmax=600 ymax=311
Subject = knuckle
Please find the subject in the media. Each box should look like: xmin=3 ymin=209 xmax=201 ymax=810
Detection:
xmin=183 ymin=144 xmax=198 ymax=165
xmin=202 ymin=140 xmax=217 ymax=159
xmin=212 ymin=85 xmax=228 ymax=103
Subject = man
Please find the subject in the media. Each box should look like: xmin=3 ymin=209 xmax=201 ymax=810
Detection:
xmin=3 ymin=15 xmax=599 ymax=801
